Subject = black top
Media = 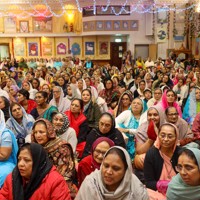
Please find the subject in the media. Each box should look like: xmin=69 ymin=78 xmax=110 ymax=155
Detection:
xmin=144 ymin=145 xmax=181 ymax=191
xmin=82 ymin=128 xmax=126 ymax=158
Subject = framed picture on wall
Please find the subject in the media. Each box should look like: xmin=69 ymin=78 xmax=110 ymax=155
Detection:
xmin=85 ymin=42 xmax=95 ymax=55
xmin=99 ymin=41 xmax=108 ymax=55
xmin=57 ymin=43 xmax=66 ymax=55
xmin=130 ymin=20 xmax=139 ymax=31
xmin=113 ymin=21 xmax=121 ymax=30
xmin=42 ymin=42 xmax=53 ymax=56
xmin=4 ymin=17 xmax=16 ymax=33
xmin=157 ymin=11 xmax=168 ymax=24
xmin=83 ymin=22 xmax=89 ymax=32
xmin=28 ymin=42 xmax=38 ymax=56
xmin=19 ymin=21 xmax=29 ymax=33
xmin=96 ymin=21 xmax=104 ymax=31
xmin=33 ymin=17 xmax=52 ymax=32
xmin=14 ymin=43 xmax=25 ymax=56
xmin=104 ymin=21 xmax=112 ymax=31
xmin=122 ymin=21 xmax=130 ymax=31
xmin=71 ymin=43 xmax=81 ymax=55
xmin=88 ymin=21 xmax=95 ymax=31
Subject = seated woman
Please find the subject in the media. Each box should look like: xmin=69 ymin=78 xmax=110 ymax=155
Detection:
xmin=81 ymin=89 xmax=101 ymax=130
xmin=144 ymin=123 xmax=180 ymax=199
xmin=22 ymin=81 xmax=38 ymax=100
xmin=17 ymin=89 xmax=37 ymax=114
xmin=147 ymin=88 xmax=162 ymax=108
xmin=65 ymin=98 xmax=89 ymax=158
xmin=183 ymin=86 xmax=200 ymax=126
xmin=78 ymin=137 xmax=114 ymax=187
xmin=6 ymin=102 xmax=35 ymax=147
xmin=134 ymin=106 xmax=165 ymax=170
xmin=0 ymin=143 xmax=71 ymax=199
xmin=157 ymin=89 xmax=182 ymax=117
xmin=8 ymin=85 xmax=19 ymax=103
xmin=115 ymin=98 xmax=144 ymax=160
xmin=0 ymin=109 xmax=18 ymax=188
xmin=66 ymin=84 xmax=79 ymax=101
xmin=49 ymin=86 xmax=71 ymax=112
xmin=83 ymin=112 xmax=126 ymax=158
xmin=30 ymin=91 xmax=58 ymax=121
xmin=76 ymin=146 xmax=148 ymax=200
xmin=52 ymin=112 xmax=77 ymax=153
xmin=0 ymin=96 xmax=10 ymax=121
xmin=32 ymin=118 xmax=77 ymax=199
xmin=40 ymin=83 xmax=53 ymax=103
xmin=113 ymin=90 xmax=133 ymax=118
xmin=166 ymin=147 xmax=200 ymax=200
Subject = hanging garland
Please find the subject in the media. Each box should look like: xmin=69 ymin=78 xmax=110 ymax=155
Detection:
xmin=183 ymin=4 xmax=189 ymax=37
xmin=152 ymin=5 xmax=155 ymax=38
xmin=167 ymin=10 xmax=170 ymax=39
xmin=173 ymin=4 xmax=178 ymax=37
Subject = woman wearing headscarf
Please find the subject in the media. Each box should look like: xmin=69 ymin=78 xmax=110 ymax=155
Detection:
xmin=6 ymin=102 xmax=35 ymax=147
xmin=49 ymin=86 xmax=71 ymax=112
xmin=115 ymin=98 xmax=144 ymax=160
xmin=144 ymin=123 xmax=180 ymax=199
xmin=183 ymin=87 xmax=200 ymax=126
xmin=66 ymin=84 xmax=79 ymax=101
xmin=114 ymin=90 xmax=133 ymax=118
xmin=76 ymin=146 xmax=149 ymax=200
xmin=0 ymin=143 xmax=71 ymax=199
xmin=22 ymin=81 xmax=38 ymax=100
xmin=0 ymin=109 xmax=18 ymax=188
xmin=78 ymin=137 xmax=114 ymax=187
xmin=0 ymin=96 xmax=10 ymax=121
xmin=81 ymin=89 xmax=101 ymax=130
xmin=8 ymin=85 xmax=19 ymax=103
xmin=32 ymin=118 xmax=77 ymax=199
xmin=134 ymin=106 xmax=165 ymax=170
xmin=166 ymin=147 xmax=200 ymax=200
xmin=83 ymin=112 xmax=126 ymax=158
xmin=52 ymin=112 xmax=77 ymax=153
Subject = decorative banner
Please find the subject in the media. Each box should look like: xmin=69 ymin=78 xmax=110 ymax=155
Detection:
xmin=85 ymin=42 xmax=95 ymax=55
xmin=157 ymin=27 xmax=167 ymax=43
xmin=28 ymin=42 xmax=38 ymax=56
xmin=4 ymin=17 xmax=16 ymax=33
xmin=14 ymin=43 xmax=25 ymax=56
xmin=57 ymin=43 xmax=66 ymax=55
xmin=71 ymin=43 xmax=81 ymax=55
xmin=99 ymin=41 xmax=108 ymax=55
xmin=33 ymin=17 xmax=52 ymax=32
xmin=42 ymin=42 xmax=53 ymax=56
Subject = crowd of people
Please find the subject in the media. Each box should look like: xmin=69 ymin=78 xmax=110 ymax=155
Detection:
xmin=0 ymin=52 xmax=199 ymax=200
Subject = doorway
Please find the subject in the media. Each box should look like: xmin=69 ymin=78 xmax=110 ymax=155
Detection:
xmin=110 ymin=42 xmax=127 ymax=69
xmin=134 ymin=44 xmax=149 ymax=60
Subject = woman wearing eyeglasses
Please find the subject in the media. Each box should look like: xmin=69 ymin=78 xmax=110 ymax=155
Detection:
xmin=166 ymin=147 xmax=200 ymax=200
xmin=144 ymin=123 xmax=180 ymax=199
xmin=78 ymin=137 xmax=114 ymax=187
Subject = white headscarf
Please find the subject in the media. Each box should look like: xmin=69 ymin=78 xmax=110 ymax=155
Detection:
xmin=76 ymin=146 xmax=148 ymax=200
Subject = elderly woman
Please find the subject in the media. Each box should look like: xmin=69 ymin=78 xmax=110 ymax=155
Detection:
xmin=0 ymin=143 xmax=71 ymax=199
xmin=8 ymin=85 xmax=19 ymax=103
xmin=83 ymin=112 xmax=126 ymax=158
xmin=166 ymin=147 xmax=200 ymax=200
xmin=66 ymin=84 xmax=79 ymax=101
xmin=76 ymin=146 xmax=148 ymax=200
xmin=78 ymin=137 xmax=114 ymax=187
xmin=32 ymin=118 xmax=77 ymax=199
xmin=144 ymin=123 xmax=180 ymax=199
xmin=0 ymin=109 xmax=18 ymax=188
xmin=115 ymin=98 xmax=144 ymax=160
xmin=49 ymin=86 xmax=71 ymax=112
xmin=6 ymin=103 xmax=35 ymax=147
xmin=52 ymin=112 xmax=77 ymax=153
